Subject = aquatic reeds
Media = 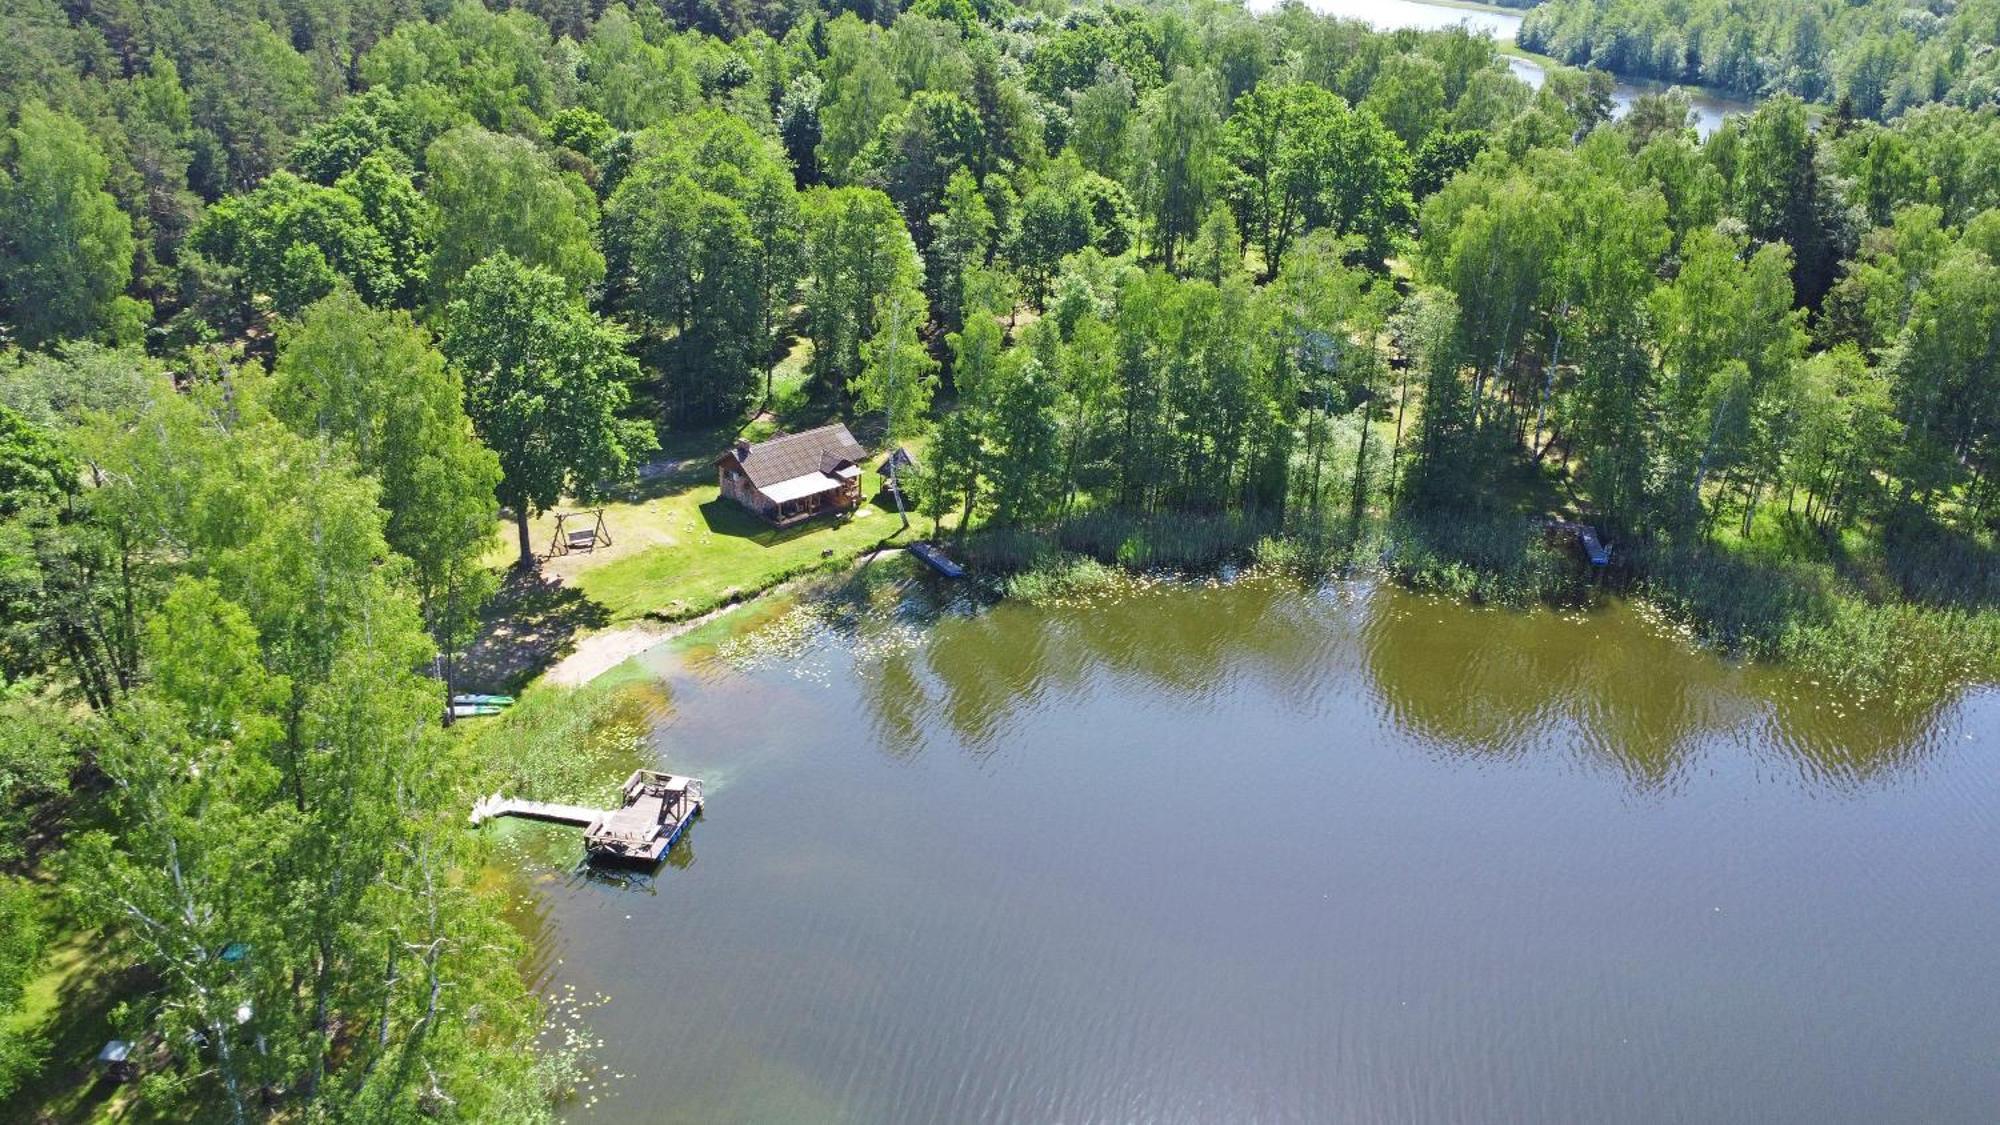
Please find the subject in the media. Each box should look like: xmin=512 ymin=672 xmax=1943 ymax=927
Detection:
xmin=1371 ymin=510 xmax=1583 ymax=606
xmin=466 ymin=682 xmax=658 ymax=806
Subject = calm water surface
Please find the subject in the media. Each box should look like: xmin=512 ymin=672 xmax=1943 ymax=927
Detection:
xmin=510 ymin=578 xmax=2000 ymax=1124
xmin=1245 ymin=0 xmax=1753 ymax=136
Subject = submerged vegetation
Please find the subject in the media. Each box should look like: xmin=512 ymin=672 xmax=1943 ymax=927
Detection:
xmin=0 ymin=0 xmax=1997 ymax=1118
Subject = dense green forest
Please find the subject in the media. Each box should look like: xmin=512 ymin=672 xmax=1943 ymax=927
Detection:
xmin=1520 ymin=0 xmax=2000 ymax=116
xmin=0 ymin=0 xmax=1997 ymax=1119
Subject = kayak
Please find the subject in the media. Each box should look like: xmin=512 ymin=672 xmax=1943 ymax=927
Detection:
xmin=451 ymin=694 xmax=515 ymax=707
xmin=449 ymin=703 xmax=505 ymax=719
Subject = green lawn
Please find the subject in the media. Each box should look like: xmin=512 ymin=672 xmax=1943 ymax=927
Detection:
xmin=0 ymin=924 xmax=163 ymax=1125
xmin=493 ymin=437 xmax=923 ymax=625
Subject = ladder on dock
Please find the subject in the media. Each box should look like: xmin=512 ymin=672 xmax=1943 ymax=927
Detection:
xmin=468 ymin=793 xmax=605 ymax=828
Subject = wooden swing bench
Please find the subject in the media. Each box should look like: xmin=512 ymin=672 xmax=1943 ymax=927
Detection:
xmin=548 ymin=509 xmax=612 ymax=557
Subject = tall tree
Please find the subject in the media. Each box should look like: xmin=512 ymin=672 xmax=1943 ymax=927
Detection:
xmin=425 ymin=126 xmax=605 ymax=300
xmin=1226 ymin=81 xmax=1412 ymax=277
xmin=0 ymin=102 xmax=140 ymax=346
xmin=854 ymin=284 xmax=937 ymax=443
xmin=189 ymin=171 xmax=398 ymax=317
xmin=1132 ymin=70 xmax=1220 ymax=274
xmin=926 ymin=169 xmax=994 ymax=339
xmin=816 ymin=15 xmax=902 ymax=184
xmin=440 ymin=254 xmax=654 ymax=567
xmin=271 ymin=290 xmax=502 ymax=702
xmin=1650 ymin=229 xmax=1804 ymax=531
xmin=865 ymin=89 xmax=984 ymax=241
xmin=606 ymin=165 xmax=763 ymax=422
xmin=334 ymin=154 xmax=435 ymax=307
xmin=801 ymin=186 xmax=924 ymax=397
xmin=1735 ymin=95 xmax=1850 ymax=310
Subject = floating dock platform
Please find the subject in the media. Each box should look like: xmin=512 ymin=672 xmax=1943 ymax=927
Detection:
xmin=471 ymin=768 xmax=703 ymax=867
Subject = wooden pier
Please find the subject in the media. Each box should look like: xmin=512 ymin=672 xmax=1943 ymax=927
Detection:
xmin=470 ymin=769 xmax=704 ymax=867
xmin=469 ymin=795 xmax=602 ymax=828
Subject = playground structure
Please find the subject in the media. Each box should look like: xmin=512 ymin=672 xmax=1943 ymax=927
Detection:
xmin=547 ymin=509 xmax=611 ymax=557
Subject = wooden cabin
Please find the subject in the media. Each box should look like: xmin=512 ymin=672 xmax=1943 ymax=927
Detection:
xmin=717 ymin=424 xmax=867 ymax=527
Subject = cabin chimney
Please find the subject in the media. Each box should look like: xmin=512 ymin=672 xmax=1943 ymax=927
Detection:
xmin=734 ymin=439 xmax=751 ymax=459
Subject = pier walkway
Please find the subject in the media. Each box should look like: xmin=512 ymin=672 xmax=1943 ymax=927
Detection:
xmin=469 ymin=794 xmax=604 ymax=828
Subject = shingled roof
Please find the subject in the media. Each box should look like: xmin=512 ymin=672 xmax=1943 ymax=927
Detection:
xmin=723 ymin=423 xmax=867 ymax=491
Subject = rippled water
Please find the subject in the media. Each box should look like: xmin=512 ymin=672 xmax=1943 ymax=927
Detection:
xmin=1246 ymin=0 xmax=1754 ymax=137
xmin=508 ymin=577 xmax=2000 ymax=1123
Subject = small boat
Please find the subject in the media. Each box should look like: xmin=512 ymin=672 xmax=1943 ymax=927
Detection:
xmin=451 ymin=693 xmax=516 ymax=707
xmin=450 ymin=703 xmax=506 ymax=719
xmin=586 ymin=769 xmax=704 ymax=866
xmin=908 ymin=540 xmax=965 ymax=578
xmin=1537 ymin=519 xmax=1613 ymax=567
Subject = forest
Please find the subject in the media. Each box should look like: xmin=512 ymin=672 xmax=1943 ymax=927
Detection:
xmin=1520 ymin=0 xmax=2000 ymax=116
xmin=1 ymin=0 xmax=1997 ymax=1120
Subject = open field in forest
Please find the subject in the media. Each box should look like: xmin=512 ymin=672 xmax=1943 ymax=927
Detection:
xmin=498 ymin=465 xmax=913 ymax=625
xmin=483 ymin=387 xmax=926 ymax=631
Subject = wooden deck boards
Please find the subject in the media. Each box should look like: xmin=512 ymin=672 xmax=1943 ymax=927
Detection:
xmin=471 ymin=771 xmax=705 ymax=868
xmin=468 ymin=794 xmax=602 ymax=828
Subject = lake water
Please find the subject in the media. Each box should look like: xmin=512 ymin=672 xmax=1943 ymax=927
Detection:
xmin=511 ymin=576 xmax=2000 ymax=1123
xmin=1246 ymin=0 xmax=1753 ymax=136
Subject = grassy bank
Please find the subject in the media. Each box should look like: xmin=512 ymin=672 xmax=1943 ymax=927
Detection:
xmin=939 ymin=505 xmax=2000 ymax=703
xmin=490 ymin=462 xmax=914 ymax=626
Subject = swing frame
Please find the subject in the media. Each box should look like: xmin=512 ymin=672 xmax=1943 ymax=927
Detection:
xmin=548 ymin=508 xmax=612 ymax=557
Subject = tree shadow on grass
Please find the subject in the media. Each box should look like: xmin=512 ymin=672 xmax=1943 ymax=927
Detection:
xmin=1876 ymin=508 xmax=2000 ymax=609
xmin=695 ymin=498 xmax=863 ymax=549
xmin=457 ymin=571 xmax=613 ymax=694
xmin=0 ymin=932 xmax=158 ymax=1125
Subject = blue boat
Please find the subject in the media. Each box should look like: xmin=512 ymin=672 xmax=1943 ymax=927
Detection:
xmin=909 ymin=540 xmax=965 ymax=578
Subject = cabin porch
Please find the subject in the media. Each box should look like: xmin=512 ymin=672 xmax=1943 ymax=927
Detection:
xmin=757 ymin=470 xmax=862 ymax=527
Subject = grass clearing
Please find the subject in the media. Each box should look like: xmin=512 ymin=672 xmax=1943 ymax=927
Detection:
xmin=485 ymin=426 xmax=922 ymax=627
xmin=0 ymin=925 xmax=164 ymax=1125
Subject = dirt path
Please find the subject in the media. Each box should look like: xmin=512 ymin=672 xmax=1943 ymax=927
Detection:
xmin=539 ymin=544 xmax=916 ymax=686
xmin=541 ymin=622 xmax=678 ymax=685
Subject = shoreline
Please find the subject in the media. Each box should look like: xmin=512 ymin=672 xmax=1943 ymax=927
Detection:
xmin=537 ymin=546 xmax=910 ymax=686
xmin=511 ymin=515 xmax=1996 ymax=707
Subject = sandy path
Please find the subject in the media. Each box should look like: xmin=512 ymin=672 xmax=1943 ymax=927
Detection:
xmin=539 ymin=545 xmax=912 ymax=687
xmin=541 ymin=623 xmax=677 ymax=686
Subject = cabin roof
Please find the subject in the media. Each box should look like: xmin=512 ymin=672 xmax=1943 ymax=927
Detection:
xmin=720 ymin=423 xmax=867 ymax=491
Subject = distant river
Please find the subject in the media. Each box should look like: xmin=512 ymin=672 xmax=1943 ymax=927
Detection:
xmin=506 ymin=577 xmax=2000 ymax=1123
xmin=1246 ymin=0 xmax=1753 ymax=137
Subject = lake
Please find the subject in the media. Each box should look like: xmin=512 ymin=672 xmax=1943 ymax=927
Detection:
xmin=509 ymin=576 xmax=2000 ymax=1123
xmin=1245 ymin=0 xmax=1754 ymax=137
